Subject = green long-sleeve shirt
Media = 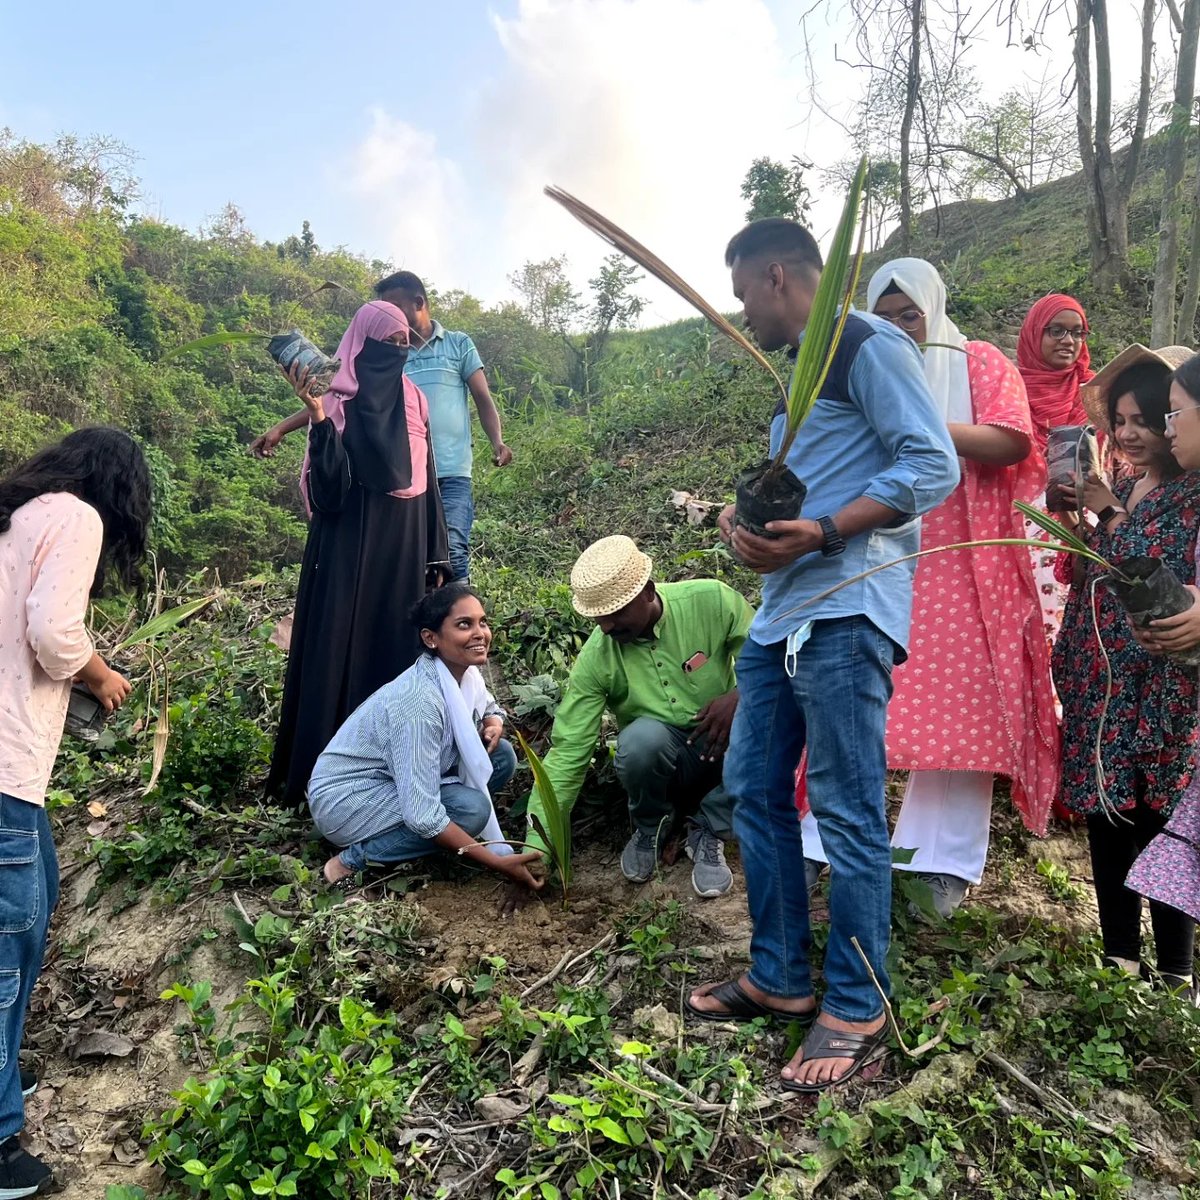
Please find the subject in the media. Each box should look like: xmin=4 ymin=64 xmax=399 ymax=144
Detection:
xmin=525 ymin=579 xmax=753 ymax=852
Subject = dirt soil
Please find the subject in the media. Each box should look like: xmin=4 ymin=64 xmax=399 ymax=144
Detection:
xmin=25 ymin=798 xmax=1099 ymax=1200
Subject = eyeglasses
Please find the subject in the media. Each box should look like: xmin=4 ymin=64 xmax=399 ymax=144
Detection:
xmin=878 ymin=308 xmax=924 ymax=332
xmin=1044 ymin=324 xmax=1089 ymax=342
xmin=1164 ymin=404 xmax=1200 ymax=431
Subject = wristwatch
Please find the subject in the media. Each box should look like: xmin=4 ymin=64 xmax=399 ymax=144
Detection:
xmin=818 ymin=515 xmax=846 ymax=558
xmin=1097 ymin=504 xmax=1128 ymax=527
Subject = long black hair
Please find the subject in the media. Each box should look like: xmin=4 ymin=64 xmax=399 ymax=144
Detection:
xmin=0 ymin=427 xmax=152 ymax=593
xmin=1174 ymin=352 xmax=1200 ymax=404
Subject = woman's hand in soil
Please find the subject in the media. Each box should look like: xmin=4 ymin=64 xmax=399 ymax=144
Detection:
xmin=284 ymin=361 xmax=324 ymax=422
xmin=480 ymin=716 xmax=503 ymax=752
xmin=492 ymin=850 xmax=545 ymax=893
xmin=1135 ymin=586 xmax=1200 ymax=653
xmin=732 ymin=519 xmax=823 ymax=573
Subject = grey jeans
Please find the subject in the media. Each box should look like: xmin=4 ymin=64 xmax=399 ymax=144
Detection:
xmin=614 ymin=717 xmax=734 ymax=839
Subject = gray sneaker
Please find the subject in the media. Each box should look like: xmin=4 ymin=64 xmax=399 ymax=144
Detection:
xmin=912 ymin=872 xmax=969 ymax=918
xmin=686 ymin=825 xmax=732 ymax=898
xmin=620 ymin=828 xmax=660 ymax=883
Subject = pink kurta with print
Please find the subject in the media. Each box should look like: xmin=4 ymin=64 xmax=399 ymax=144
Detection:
xmin=886 ymin=342 xmax=1060 ymax=835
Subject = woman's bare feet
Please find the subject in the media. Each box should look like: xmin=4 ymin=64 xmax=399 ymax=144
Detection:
xmin=687 ymin=974 xmax=816 ymax=1019
xmin=323 ymin=854 xmax=353 ymax=884
xmin=781 ymin=1012 xmax=887 ymax=1088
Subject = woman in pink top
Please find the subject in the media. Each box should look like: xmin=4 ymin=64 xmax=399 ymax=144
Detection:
xmin=0 ymin=427 xmax=150 ymax=1196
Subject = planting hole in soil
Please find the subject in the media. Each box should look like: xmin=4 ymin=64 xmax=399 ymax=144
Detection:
xmin=734 ymin=459 xmax=807 ymax=538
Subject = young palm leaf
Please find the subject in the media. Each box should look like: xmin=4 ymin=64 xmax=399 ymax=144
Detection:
xmin=163 ymin=331 xmax=273 ymax=359
xmin=543 ymin=185 xmax=787 ymax=404
xmin=514 ymin=729 xmax=572 ymax=896
xmin=116 ymin=594 xmax=219 ymax=650
xmin=772 ymin=155 xmax=869 ymax=468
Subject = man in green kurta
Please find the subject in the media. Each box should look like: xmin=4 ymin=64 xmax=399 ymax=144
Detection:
xmin=526 ymin=535 xmax=751 ymax=898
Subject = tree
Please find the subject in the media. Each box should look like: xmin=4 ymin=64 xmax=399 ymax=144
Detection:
xmin=584 ymin=254 xmax=645 ymax=365
xmin=507 ymin=256 xmax=581 ymax=334
xmin=739 ymin=157 xmax=813 ymax=222
xmin=1151 ymin=0 xmax=1200 ymax=343
xmin=1074 ymin=0 xmax=1156 ymax=288
xmin=938 ymin=75 xmax=1080 ymax=199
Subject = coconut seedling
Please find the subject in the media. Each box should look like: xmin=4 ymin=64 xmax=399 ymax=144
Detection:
xmin=546 ymin=159 xmax=870 ymax=536
xmin=164 ymin=281 xmax=354 ymax=396
xmin=514 ymin=729 xmax=573 ymax=901
xmin=732 ymin=156 xmax=869 ymax=534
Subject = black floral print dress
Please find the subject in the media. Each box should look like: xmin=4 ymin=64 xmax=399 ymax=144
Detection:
xmin=1052 ymin=472 xmax=1200 ymax=817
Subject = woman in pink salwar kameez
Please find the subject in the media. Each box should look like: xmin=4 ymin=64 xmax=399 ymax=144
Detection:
xmin=800 ymin=260 xmax=1059 ymax=916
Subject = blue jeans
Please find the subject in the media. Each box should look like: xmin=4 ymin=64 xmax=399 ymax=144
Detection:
xmin=0 ymin=795 xmax=58 ymax=1140
xmin=726 ymin=617 xmax=895 ymax=1022
xmin=338 ymin=740 xmax=517 ymax=870
xmin=438 ymin=477 xmax=475 ymax=583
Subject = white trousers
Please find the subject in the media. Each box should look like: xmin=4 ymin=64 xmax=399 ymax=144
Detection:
xmin=800 ymin=770 xmax=995 ymax=885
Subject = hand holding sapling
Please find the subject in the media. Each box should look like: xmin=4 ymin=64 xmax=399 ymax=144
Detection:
xmin=731 ymin=518 xmax=824 ymax=573
xmin=1132 ymin=585 xmax=1200 ymax=654
xmin=284 ymin=361 xmax=324 ymax=422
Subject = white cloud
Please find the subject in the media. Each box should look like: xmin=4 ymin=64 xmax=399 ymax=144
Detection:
xmin=341 ymin=108 xmax=474 ymax=287
xmin=475 ymin=0 xmax=807 ymax=322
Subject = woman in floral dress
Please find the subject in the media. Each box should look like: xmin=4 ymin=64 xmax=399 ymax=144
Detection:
xmin=1054 ymin=345 xmax=1200 ymax=989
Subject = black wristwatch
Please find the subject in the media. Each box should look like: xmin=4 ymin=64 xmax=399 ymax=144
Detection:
xmin=1097 ymin=504 xmax=1127 ymax=527
xmin=818 ymin=515 xmax=846 ymax=558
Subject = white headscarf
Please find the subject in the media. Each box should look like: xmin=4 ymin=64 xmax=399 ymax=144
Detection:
xmin=866 ymin=258 xmax=973 ymax=426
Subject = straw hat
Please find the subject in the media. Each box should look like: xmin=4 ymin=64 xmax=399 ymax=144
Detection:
xmin=1081 ymin=344 xmax=1194 ymax=431
xmin=570 ymin=535 xmax=653 ymax=618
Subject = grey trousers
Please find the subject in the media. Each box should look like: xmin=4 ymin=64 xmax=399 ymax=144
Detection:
xmin=614 ymin=717 xmax=734 ymax=839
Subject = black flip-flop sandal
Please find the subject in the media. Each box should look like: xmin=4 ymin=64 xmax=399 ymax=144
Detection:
xmin=684 ymin=978 xmax=817 ymax=1026
xmin=780 ymin=1020 xmax=889 ymax=1094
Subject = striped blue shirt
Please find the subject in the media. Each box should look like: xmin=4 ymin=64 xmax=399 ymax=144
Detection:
xmin=307 ymin=655 xmax=503 ymax=845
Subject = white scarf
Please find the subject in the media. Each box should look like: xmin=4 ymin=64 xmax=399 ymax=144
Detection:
xmin=866 ymin=257 xmax=973 ymax=427
xmin=433 ymin=658 xmax=513 ymax=856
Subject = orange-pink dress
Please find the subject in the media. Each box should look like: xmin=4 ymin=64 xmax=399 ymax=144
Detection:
xmin=885 ymin=341 xmax=1060 ymax=835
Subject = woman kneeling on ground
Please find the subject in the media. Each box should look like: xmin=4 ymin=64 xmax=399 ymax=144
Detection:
xmin=309 ymin=584 xmax=543 ymax=897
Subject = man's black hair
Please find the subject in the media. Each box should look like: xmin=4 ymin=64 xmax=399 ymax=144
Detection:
xmin=724 ymin=218 xmax=823 ymax=273
xmin=374 ymin=270 xmax=427 ymax=302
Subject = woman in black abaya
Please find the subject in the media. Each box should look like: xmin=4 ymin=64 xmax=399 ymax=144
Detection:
xmin=266 ymin=301 xmax=449 ymax=807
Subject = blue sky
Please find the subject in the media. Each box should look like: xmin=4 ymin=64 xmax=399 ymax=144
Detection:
xmin=2 ymin=0 xmax=1146 ymax=323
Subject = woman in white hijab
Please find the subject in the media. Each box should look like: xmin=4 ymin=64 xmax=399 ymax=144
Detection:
xmin=801 ymin=259 xmax=1057 ymax=917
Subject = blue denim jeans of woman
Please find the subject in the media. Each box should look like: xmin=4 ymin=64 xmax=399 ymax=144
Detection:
xmin=338 ymin=739 xmax=516 ymax=870
xmin=0 ymin=795 xmax=59 ymax=1140
xmin=437 ymin=477 xmax=475 ymax=583
xmin=726 ymin=617 xmax=895 ymax=1022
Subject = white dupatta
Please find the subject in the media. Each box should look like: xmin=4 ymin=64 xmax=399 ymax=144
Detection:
xmin=433 ymin=658 xmax=513 ymax=856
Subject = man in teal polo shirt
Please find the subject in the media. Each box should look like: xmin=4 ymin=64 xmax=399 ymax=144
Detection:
xmin=525 ymin=535 xmax=752 ymax=898
xmin=374 ymin=272 xmax=510 ymax=581
xmin=250 ymin=271 xmax=511 ymax=581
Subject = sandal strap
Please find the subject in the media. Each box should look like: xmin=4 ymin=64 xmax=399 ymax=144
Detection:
xmin=799 ymin=1021 xmax=887 ymax=1063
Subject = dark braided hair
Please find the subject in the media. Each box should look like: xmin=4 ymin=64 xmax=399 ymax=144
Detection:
xmin=0 ymin=427 xmax=152 ymax=594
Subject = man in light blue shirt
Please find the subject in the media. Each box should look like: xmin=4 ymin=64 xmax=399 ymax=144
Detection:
xmin=685 ymin=218 xmax=959 ymax=1094
xmin=251 ymin=272 xmax=511 ymax=581
xmin=375 ymin=272 xmax=511 ymax=582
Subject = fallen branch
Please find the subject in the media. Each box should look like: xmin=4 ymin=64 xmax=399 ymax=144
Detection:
xmin=520 ymin=931 xmax=616 ymax=1001
xmin=850 ymin=935 xmax=952 ymax=1058
xmin=982 ymin=1050 xmax=1160 ymax=1159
